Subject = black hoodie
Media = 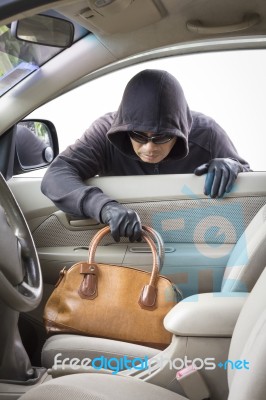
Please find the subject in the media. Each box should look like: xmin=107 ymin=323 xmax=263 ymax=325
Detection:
xmin=41 ymin=69 xmax=250 ymax=221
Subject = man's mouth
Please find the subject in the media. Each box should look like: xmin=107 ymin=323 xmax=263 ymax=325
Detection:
xmin=142 ymin=153 xmax=158 ymax=160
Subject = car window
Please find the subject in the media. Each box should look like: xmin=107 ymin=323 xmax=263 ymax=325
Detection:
xmin=28 ymin=49 xmax=266 ymax=172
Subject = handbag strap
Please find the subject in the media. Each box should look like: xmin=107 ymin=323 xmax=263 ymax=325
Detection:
xmin=142 ymin=225 xmax=165 ymax=272
xmin=87 ymin=226 xmax=160 ymax=288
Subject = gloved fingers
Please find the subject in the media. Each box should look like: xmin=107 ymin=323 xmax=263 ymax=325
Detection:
xmin=124 ymin=211 xmax=142 ymax=242
xmin=216 ymin=167 xmax=230 ymax=198
xmin=117 ymin=218 xmax=130 ymax=240
xmin=109 ymin=209 xmax=142 ymax=242
xmin=194 ymin=163 xmax=209 ymax=176
xmin=109 ymin=220 xmax=121 ymax=242
xmin=127 ymin=220 xmax=142 ymax=242
xmin=198 ymin=158 xmax=242 ymax=198
xmin=215 ymin=163 xmax=238 ymax=197
xmin=206 ymin=167 xmax=227 ymax=198
xmin=225 ymin=168 xmax=238 ymax=194
xmin=204 ymin=170 xmax=215 ymax=196
xmin=100 ymin=202 xmax=142 ymax=242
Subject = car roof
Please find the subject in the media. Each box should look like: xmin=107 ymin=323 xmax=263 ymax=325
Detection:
xmin=2 ymin=0 xmax=266 ymax=56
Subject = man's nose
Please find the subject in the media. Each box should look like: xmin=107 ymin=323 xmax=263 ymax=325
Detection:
xmin=143 ymin=141 xmax=157 ymax=150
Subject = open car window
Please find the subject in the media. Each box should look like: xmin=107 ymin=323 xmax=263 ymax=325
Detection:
xmin=28 ymin=49 xmax=266 ymax=172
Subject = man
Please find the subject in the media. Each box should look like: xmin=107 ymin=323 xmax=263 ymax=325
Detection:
xmin=41 ymin=69 xmax=250 ymax=242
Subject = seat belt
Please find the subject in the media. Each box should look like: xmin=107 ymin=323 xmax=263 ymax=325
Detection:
xmin=176 ymin=364 xmax=210 ymax=400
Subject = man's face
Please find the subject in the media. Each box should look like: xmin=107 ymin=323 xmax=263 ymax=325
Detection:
xmin=129 ymin=131 xmax=176 ymax=164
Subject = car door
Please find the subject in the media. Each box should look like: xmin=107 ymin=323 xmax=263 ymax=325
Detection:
xmin=8 ymin=170 xmax=266 ymax=305
xmin=8 ymin=168 xmax=266 ymax=368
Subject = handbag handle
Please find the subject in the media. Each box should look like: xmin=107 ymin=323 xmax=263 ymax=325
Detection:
xmin=142 ymin=225 xmax=165 ymax=272
xmin=87 ymin=226 xmax=161 ymax=309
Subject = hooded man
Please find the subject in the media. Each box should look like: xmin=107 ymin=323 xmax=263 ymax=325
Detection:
xmin=41 ymin=69 xmax=250 ymax=242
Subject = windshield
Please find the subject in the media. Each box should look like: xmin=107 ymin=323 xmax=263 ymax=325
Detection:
xmin=0 ymin=25 xmax=61 ymax=96
xmin=0 ymin=19 xmax=88 ymax=97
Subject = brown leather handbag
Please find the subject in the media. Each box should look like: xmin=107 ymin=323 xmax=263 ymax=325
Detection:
xmin=43 ymin=226 xmax=179 ymax=349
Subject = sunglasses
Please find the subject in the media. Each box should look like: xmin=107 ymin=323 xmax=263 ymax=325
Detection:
xmin=129 ymin=131 xmax=174 ymax=144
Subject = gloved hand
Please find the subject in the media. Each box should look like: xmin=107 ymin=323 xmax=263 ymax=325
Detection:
xmin=100 ymin=202 xmax=142 ymax=242
xmin=194 ymin=158 xmax=244 ymax=198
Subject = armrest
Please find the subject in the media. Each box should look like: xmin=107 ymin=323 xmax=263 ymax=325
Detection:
xmin=164 ymin=292 xmax=248 ymax=337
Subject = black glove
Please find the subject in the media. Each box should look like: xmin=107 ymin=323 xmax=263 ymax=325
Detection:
xmin=194 ymin=158 xmax=244 ymax=198
xmin=100 ymin=202 xmax=142 ymax=242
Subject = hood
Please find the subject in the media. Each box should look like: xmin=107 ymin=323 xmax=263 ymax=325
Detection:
xmin=107 ymin=69 xmax=192 ymax=161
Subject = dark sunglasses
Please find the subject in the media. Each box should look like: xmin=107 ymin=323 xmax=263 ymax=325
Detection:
xmin=129 ymin=131 xmax=174 ymax=144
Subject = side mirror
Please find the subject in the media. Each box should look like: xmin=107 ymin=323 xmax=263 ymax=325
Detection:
xmin=15 ymin=120 xmax=59 ymax=171
xmin=11 ymin=14 xmax=74 ymax=48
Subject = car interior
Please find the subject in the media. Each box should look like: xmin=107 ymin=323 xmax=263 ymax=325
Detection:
xmin=19 ymin=267 xmax=266 ymax=400
xmin=1 ymin=1 xmax=266 ymax=399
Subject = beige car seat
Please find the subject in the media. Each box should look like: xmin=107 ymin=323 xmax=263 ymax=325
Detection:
xmin=21 ymin=266 xmax=266 ymax=400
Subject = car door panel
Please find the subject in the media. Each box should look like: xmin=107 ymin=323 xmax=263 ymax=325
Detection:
xmin=8 ymin=171 xmax=266 ymax=303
